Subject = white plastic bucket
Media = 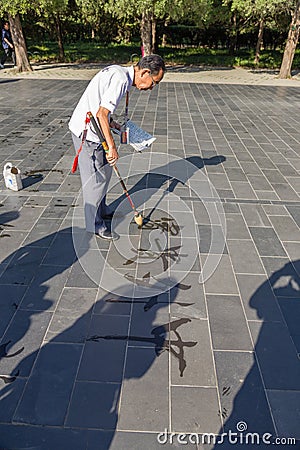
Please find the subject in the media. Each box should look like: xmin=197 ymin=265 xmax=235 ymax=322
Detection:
xmin=3 ymin=162 xmax=23 ymax=191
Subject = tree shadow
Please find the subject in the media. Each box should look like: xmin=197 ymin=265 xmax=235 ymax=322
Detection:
xmin=166 ymin=65 xmax=234 ymax=73
xmin=212 ymin=259 xmax=300 ymax=448
xmin=0 ymin=79 xmax=20 ymax=84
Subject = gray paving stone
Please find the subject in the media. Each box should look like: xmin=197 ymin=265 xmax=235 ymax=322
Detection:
xmin=42 ymin=230 xmax=77 ymax=266
xmin=224 ymin=168 xmax=247 ymax=182
xmin=255 ymin=190 xmax=280 ymax=201
xmin=0 ymin=230 xmax=29 ymax=262
xmin=282 ymin=241 xmax=300 ymax=261
xmin=230 ymin=181 xmax=257 ymax=199
xmin=206 ymin=295 xmax=252 ymax=351
xmin=13 ymin=342 xmax=82 ymax=425
xmin=227 ymin=239 xmax=265 ymax=274
xmin=0 ymin=246 xmax=48 ymax=286
xmin=214 ymin=351 xmax=275 ymax=434
xmin=118 ymin=348 xmax=169 ymax=431
xmin=249 ymin=321 xmax=300 ymax=390
xmin=263 ymin=204 xmax=288 ymax=215
xmin=276 ymin=296 xmax=300 ymax=353
xmin=287 ymin=205 xmax=300 ymax=227
xmin=249 ymin=227 xmax=287 ymax=257
xmin=19 ymin=265 xmax=70 ymax=311
xmin=170 ymin=318 xmax=215 ymax=386
xmin=170 ymin=272 xmax=207 ymax=319
xmin=66 ymin=381 xmax=121 ymax=429
xmin=272 ymin=183 xmax=299 ymax=201
xmin=0 ymin=284 xmax=27 ymax=337
xmin=88 ymin=430 xmax=198 ymax=450
xmin=0 ymin=310 xmax=52 ymax=376
xmin=247 ymin=174 xmax=273 ymax=190
xmin=202 ymin=254 xmax=239 ymax=295
xmin=261 ymin=256 xmax=290 ymax=278
xmin=226 ymin=213 xmax=251 ymax=239
xmin=45 ymin=310 xmax=92 ymax=343
xmin=93 ymin=287 xmax=132 ymax=316
xmin=269 ymin=215 xmax=300 ymax=241
xmin=262 ymin=169 xmax=286 ymax=184
xmin=0 ymin=378 xmax=26 ymax=423
xmin=240 ymin=203 xmax=270 ymax=226
xmin=239 ymin=161 xmax=262 ymax=176
xmin=0 ymin=424 xmax=88 ymax=450
xmin=78 ymin=314 xmax=129 ymax=383
xmin=65 ymin=259 xmax=99 ymax=288
xmin=4 ymin=206 xmax=44 ymax=231
xmin=128 ymin=294 xmax=169 ymax=348
xmin=236 ymin=274 xmax=282 ymax=322
xmin=198 ymin=225 xmax=227 ymax=254
xmin=171 ymin=386 xmax=221 ymax=434
xmin=222 ymin=202 xmax=240 ymax=214
xmin=267 ymin=390 xmax=300 ymax=439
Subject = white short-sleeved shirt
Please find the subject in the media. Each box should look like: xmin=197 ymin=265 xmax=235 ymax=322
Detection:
xmin=69 ymin=65 xmax=134 ymax=142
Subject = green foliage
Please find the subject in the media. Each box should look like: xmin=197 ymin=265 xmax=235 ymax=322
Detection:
xmin=25 ymin=39 xmax=300 ymax=69
xmin=27 ymin=40 xmax=141 ymax=62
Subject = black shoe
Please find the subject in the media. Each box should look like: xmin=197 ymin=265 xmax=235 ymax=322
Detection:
xmin=95 ymin=230 xmax=119 ymax=241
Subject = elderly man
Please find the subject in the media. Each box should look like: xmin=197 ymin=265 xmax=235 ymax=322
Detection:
xmin=69 ymin=54 xmax=165 ymax=241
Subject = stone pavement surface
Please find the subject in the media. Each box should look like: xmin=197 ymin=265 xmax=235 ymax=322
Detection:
xmin=0 ymin=72 xmax=300 ymax=450
xmin=0 ymin=61 xmax=300 ymax=86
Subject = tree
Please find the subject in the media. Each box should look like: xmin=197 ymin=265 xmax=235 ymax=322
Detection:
xmin=0 ymin=1 xmax=32 ymax=72
xmin=224 ymin=0 xmax=294 ymax=62
xmin=106 ymin=0 xmax=211 ymax=55
xmin=279 ymin=0 xmax=300 ymax=78
xmin=37 ymin=0 xmax=69 ymax=61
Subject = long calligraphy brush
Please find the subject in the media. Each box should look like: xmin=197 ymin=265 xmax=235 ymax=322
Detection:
xmin=87 ymin=112 xmax=143 ymax=227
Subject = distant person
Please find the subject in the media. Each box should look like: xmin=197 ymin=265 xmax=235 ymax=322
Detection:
xmin=0 ymin=21 xmax=16 ymax=69
xmin=69 ymin=54 xmax=165 ymax=241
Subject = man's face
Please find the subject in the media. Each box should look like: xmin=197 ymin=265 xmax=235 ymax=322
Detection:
xmin=135 ymin=68 xmax=164 ymax=91
xmin=4 ymin=23 xmax=9 ymax=30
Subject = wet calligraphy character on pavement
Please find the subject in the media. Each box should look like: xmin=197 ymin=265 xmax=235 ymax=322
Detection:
xmin=87 ymin=317 xmax=197 ymax=377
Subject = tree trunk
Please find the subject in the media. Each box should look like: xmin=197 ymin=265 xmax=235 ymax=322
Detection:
xmin=8 ymin=13 xmax=32 ymax=73
xmin=151 ymin=17 xmax=158 ymax=53
xmin=162 ymin=18 xmax=169 ymax=47
xmin=141 ymin=10 xmax=152 ymax=55
xmin=54 ymin=13 xmax=65 ymax=62
xmin=279 ymin=1 xmax=300 ymax=79
xmin=229 ymin=12 xmax=237 ymax=55
xmin=254 ymin=18 xmax=264 ymax=65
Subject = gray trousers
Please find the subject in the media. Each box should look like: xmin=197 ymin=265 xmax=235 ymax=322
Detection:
xmin=72 ymin=132 xmax=112 ymax=233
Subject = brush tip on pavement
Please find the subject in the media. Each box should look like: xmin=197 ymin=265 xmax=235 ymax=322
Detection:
xmin=134 ymin=213 xmax=143 ymax=227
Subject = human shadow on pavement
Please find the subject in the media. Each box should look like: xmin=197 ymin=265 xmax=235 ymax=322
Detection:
xmin=211 ymin=259 xmax=300 ymax=449
xmin=109 ymin=155 xmax=226 ymax=214
xmin=0 ymin=224 xmax=198 ymax=450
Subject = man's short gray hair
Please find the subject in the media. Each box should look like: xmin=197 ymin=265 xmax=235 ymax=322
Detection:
xmin=137 ymin=54 xmax=166 ymax=75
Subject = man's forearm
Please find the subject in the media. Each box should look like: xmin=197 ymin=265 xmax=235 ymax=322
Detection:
xmin=96 ymin=106 xmax=119 ymax=165
xmin=96 ymin=108 xmax=116 ymax=150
